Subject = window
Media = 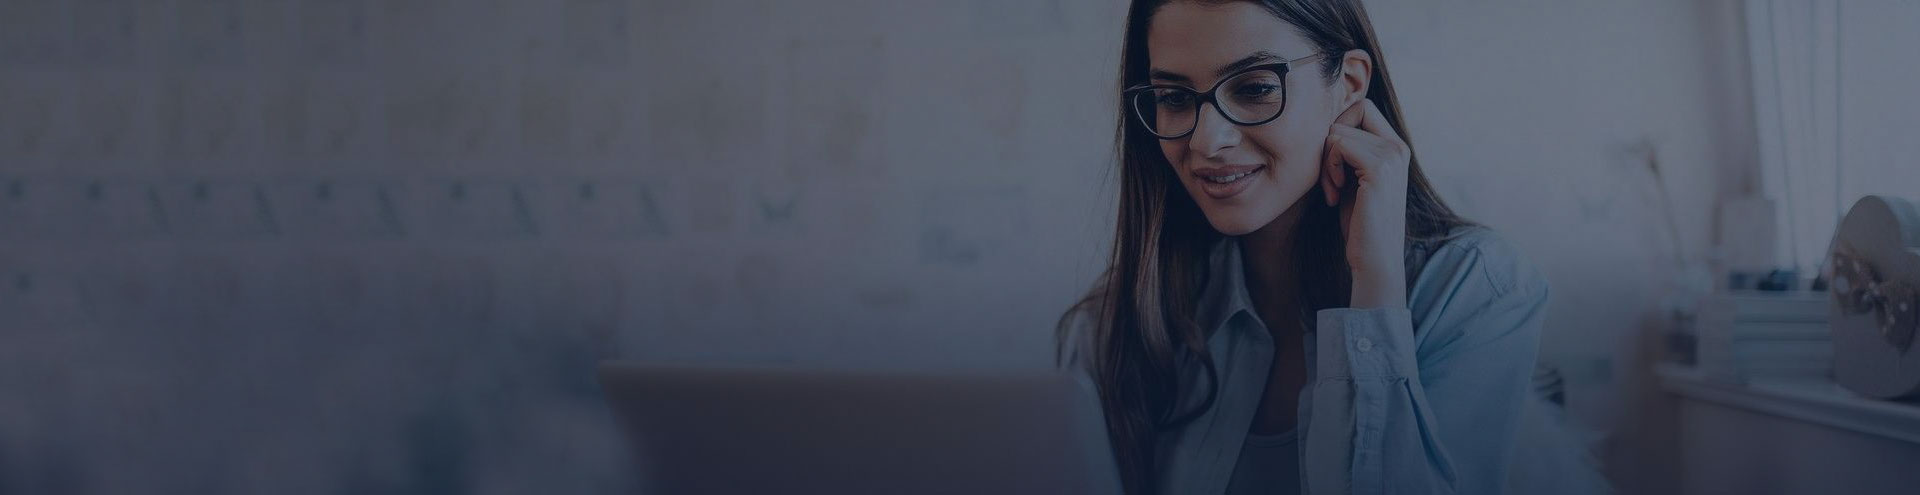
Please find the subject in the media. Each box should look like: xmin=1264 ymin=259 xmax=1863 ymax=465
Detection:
xmin=1744 ymin=0 xmax=1920 ymax=275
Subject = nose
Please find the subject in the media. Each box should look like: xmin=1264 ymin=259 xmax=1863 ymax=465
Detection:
xmin=1186 ymin=102 xmax=1240 ymax=158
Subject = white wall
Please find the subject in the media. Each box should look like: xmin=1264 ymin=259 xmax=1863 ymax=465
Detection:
xmin=622 ymin=0 xmax=1128 ymax=370
xmin=0 ymin=0 xmax=1760 ymax=492
xmin=1366 ymin=0 xmax=1759 ymax=415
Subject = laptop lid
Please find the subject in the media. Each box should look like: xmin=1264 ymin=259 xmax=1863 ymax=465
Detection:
xmin=596 ymin=362 xmax=1121 ymax=495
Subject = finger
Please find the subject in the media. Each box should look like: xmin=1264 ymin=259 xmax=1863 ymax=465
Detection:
xmin=1327 ymin=100 xmax=1368 ymax=197
xmin=1334 ymin=152 xmax=1348 ymax=189
xmin=1332 ymin=125 xmax=1395 ymax=159
xmin=1319 ymin=160 xmax=1337 ymax=206
xmin=1324 ymin=133 xmax=1351 ymax=190
xmin=1328 ymin=125 xmax=1388 ymax=177
xmin=1320 ymin=154 xmax=1336 ymax=207
xmin=1335 ymin=101 xmax=1365 ymax=128
xmin=1320 ymin=131 xmax=1351 ymax=205
xmin=1357 ymin=99 xmax=1407 ymax=149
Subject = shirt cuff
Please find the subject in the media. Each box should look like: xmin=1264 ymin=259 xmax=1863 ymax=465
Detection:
xmin=1315 ymin=307 xmax=1418 ymax=378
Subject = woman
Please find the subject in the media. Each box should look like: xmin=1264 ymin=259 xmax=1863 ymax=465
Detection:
xmin=1056 ymin=1 xmax=1607 ymax=493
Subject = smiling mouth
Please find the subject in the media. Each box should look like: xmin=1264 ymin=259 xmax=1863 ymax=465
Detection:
xmin=1205 ymin=169 xmax=1258 ymax=183
xmin=1196 ymin=166 xmax=1264 ymax=184
xmin=1191 ymin=165 xmax=1265 ymax=200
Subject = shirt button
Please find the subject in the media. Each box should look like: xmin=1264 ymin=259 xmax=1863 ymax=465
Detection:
xmin=1356 ymin=338 xmax=1374 ymax=352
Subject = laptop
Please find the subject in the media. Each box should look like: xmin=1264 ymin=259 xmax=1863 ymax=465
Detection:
xmin=596 ymin=362 xmax=1122 ymax=494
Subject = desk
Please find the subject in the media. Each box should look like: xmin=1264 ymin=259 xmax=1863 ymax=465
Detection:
xmin=1657 ymin=364 xmax=1920 ymax=494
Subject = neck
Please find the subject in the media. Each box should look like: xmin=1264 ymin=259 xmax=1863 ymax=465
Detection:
xmin=1239 ymin=202 xmax=1309 ymax=333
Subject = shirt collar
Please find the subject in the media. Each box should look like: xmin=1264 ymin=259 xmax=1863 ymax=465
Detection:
xmin=1195 ymin=237 xmax=1257 ymax=337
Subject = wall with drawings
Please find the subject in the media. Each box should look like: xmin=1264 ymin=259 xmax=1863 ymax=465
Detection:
xmin=0 ymin=1 xmax=1115 ymax=492
xmin=0 ymin=0 xmax=1756 ymax=493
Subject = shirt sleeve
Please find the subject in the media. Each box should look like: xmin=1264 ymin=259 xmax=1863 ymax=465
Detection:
xmin=1299 ymin=251 xmax=1550 ymax=495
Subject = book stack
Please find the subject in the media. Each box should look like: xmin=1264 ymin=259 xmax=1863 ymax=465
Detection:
xmin=1695 ymin=290 xmax=1832 ymax=383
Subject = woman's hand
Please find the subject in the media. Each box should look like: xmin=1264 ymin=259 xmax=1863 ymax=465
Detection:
xmin=1320 ymin=99 xmax=1409 ymax=309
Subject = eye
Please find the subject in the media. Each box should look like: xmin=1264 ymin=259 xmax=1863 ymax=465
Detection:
xmin=1225 ymin=70 xmax=1285 ymax=104
xmin=1154 ymin=89 xmax=1195 ymax=108
xmin=1233 ymin=83 xmax=1278 ymax=98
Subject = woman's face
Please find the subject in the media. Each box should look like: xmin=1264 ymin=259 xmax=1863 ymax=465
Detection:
xmin=1147 ymin=2 xmax=1344 ymax=236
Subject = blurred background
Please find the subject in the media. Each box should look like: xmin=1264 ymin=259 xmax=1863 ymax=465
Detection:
xmin=2 ymin=0 xmax=1918 ymax=493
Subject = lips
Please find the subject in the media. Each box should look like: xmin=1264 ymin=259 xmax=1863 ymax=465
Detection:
xmin=1192 ymin=165 xmax=1265 ymax=199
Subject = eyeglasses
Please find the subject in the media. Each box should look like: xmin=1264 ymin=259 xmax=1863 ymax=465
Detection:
xmin=1123 ymin=53 xmax=1325 ymax=140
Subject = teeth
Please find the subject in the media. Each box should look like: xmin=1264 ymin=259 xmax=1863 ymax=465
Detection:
xmin=1207 ymin=171 xmax=1253 ymax=184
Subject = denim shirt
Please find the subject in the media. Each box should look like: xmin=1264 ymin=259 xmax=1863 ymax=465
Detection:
xmin=1062 ymin=227 xmax=1606 ymax=494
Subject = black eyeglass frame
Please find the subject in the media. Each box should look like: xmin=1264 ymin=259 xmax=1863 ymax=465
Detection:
xmin=1122 ymin=53 xmax=1326 ymax=140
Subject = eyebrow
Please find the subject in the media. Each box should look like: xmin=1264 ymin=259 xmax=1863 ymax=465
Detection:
xmin=1148 ymin=51 xmax=1284 ymax=84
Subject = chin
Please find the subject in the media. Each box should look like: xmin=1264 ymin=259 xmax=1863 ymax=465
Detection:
xmin=1199 ymin=208 xmax=1275 ymax=237
xmin=1180 ymin=171 xmax=1311 ymax=237
xmin=1191 ymin=187 xmax=1307 ymax=237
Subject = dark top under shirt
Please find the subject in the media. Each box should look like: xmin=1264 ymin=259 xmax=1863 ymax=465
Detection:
xmin=1225 ymin=428 xmax=1300 ymax=494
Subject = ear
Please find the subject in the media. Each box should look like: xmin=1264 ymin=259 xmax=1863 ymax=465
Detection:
xmin=1337 ymin=49 xmax=1373 ymax=108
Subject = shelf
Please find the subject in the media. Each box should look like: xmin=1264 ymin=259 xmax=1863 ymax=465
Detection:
xmin=1656 ymin=363 xmax=1920 ymax=445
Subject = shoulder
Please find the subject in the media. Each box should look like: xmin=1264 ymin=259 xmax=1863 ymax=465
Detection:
xmin=1410 ymin=225 xmax=1550 ymax=302
xmin=1405 ymin=225 xmax=1553 ymax=360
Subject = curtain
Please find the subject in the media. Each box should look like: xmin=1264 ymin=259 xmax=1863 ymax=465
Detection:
xmin=1746 ymin=0 xmax=1920 ymax=275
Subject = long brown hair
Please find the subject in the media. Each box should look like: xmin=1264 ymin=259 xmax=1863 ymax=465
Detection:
xmin=1056 ymin=1 xmax=1471 ymax=493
